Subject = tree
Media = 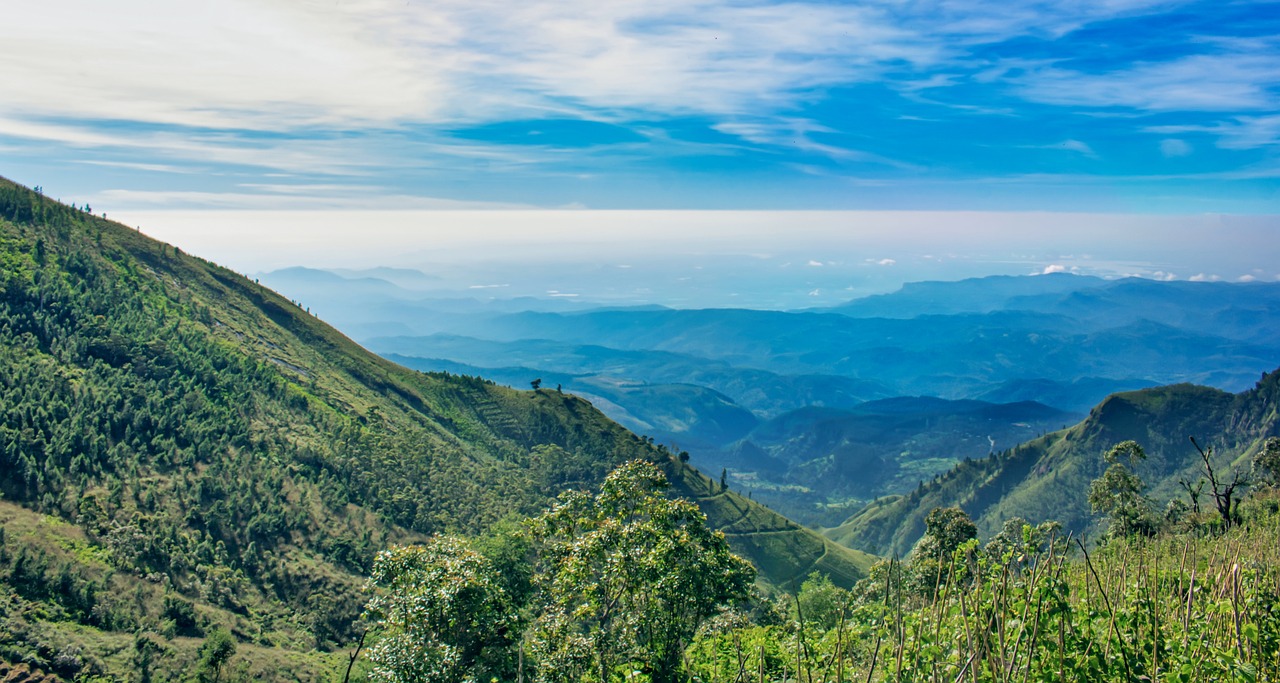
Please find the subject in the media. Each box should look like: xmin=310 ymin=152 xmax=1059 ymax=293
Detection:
xmin=1251 ymin=436 xmax=1280 ymax=489
xmin=984 ymin=516 xmax=1060 ymax=565
xmin=194 ymin=627 xmax=236 ymax=683
xmin=1088 ymin=441 xmax=1155 ymax=538
xmin=795 ymin=573 xmax=849 ymax=632
xmin=531 ymin=378 xmax=542 ymax=391
xmin=909 ymin=506 xmax=977 ymax=596
xmin=362 ymin=536 xmax=515 ymax=683
xmin=1190 ymin=436 xmax=1249 ymax=529
xmin=528 ymin=460 xmax=755 ymax=683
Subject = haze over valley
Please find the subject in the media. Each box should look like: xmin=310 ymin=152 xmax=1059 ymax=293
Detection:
xmin=256 ymin=263 xmax=1280 ymax=525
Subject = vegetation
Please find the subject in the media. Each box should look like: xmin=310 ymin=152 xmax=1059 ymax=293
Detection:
xmin=363 ymin=537 xmax=513 ymax=683
xmin=0 ymin=176 xmax=866 ymax=679
xmin=363 ymin=462 xmax=756 ymax=683
xmin=357 ymin=457 xmax=1280 ymax=682
xmin=828 ymin=375 xmax=1280 ymax=557
xmin=682 ymin=488 xmax=1280 ymax=682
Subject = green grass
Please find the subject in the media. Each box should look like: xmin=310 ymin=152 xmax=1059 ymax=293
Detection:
xmin=689 ymin=490 xmax=1280 ymax=682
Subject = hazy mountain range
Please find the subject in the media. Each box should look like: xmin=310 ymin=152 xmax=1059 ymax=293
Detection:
xmin=260 ymin=266 xmax=1280 ymax=523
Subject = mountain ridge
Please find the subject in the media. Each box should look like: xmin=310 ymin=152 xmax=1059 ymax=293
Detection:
xmin=825 ymin=370 xmax=1280 ymax=557
xmin=0 ymin=177 xmax=870 ymax=680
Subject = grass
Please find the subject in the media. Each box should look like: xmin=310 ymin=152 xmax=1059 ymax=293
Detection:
xmin=689 ymin=490 xmax=1280 ymax=682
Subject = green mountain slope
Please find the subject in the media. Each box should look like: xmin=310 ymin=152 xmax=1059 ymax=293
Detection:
xmin=0 ymin=178 xmax=868 ymax=679
xmin=714 ymin=397 xmax=1079 ymax=527
xmin=826 ymin=371 xmax=1280 ymax=557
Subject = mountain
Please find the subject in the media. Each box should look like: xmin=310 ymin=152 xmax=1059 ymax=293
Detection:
xmin=825 ymin=370 xmax=1280 ymax=557
xmin=1004 ymin=278 xmax=1280 ymax=344
xmin=401 ymin=302 xmax=1280 ymax=399
xmin=825 ymin=272 xmax=1108 ymax=318
xmin=711 ymin=397 xmax=1079 ymax=527
xmin=257 ymin=271 xmax=1280 ymax=526
xmin=377 ymin=340 xmax=890 ymax=418
xmin=975 ymin=376 xmax=1160 ymax=413
xmin=252 ymin=267 xmax=599 ymax=341
xmin=0 ymin=178 xmax=871 ymax=680
xmin=257 ymin=267 xmax=1280 ymax=415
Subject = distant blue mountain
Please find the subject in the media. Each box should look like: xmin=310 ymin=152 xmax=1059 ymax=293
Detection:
xmin=265 ymin=271 xmax=1280 ymax=524
xmin=825 ymin=272 xmax=1107 ymax=317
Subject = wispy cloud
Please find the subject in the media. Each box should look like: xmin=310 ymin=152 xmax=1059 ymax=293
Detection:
xmin=92 ymin=188 xmax=536 ymax=211
xmin=1 ymin=0 xmax=1218 ymax=134
xmin=1012 ymin=52 xmax=1280 ymax=112
xmin=2 ymin=0 xmax=1277 ymax=211
xmin=0 ymin=117 xmax=374 ymax=175
xmin=1023 ymin=139 xmax=1099 ymax=158
xmin=1149 ymin=115 xmax=1280 ymax=150
xmin=0 ymin=0 xmax=930 ymax=132
xmin=1160 ymin=139 xmax=1192 ymax=157
xmin=712 ymin=118 xmax=915 ymax=167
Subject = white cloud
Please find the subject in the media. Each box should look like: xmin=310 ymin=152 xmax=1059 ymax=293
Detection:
xmin=1 ymin=0 xmax=1236 ymax=139
xmin=807 ymin=260 xmax=824 ymax=266
xmin=885 ymin=0 xmax=1175 ymax=43
xmin=1013 ymin=53 xmax=1280 ymax=112
xmin=3 ymin=0 xmax=1276 ymax=205
xmin=92 ymin=188 xmax=534 ymax=211
xmin=0 ymin=0 xmax=933 ymax=133
xmin=0 ymin=116 xmax=374 ymax=175
xmin=76 ymin=160 xmax=193 ymax=174
xmin=1042 ymin=139 xmax=1098 ymax=158
xmin=1188 ymin=273 xmax=1220 ymax=282
xmin=1160 ymin=139 xmax=1192 ymax=157
xmin=0 ymin=0 xmax=444 ymax=130
xmin=713 ymin=118 xmax=917 ymax=167
xmin=1237 ymin=274 xmax=1257 ymax=282
xmin=1150 ymin=115 xmax=1280 ymax=150
xmin=1041 ymin=264 xmax=1067 ymax=274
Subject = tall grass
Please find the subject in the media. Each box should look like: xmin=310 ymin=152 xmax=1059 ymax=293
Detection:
xmin=687 ymin=493 xmax=1280 ymax=683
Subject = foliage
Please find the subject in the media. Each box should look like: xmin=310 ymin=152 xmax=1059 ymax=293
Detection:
xmin=1256 ymin=437 xmax=1280 ymax=488
xmin=1088 ymin=440 xmax=1157 ymax=538
xmin=908 ymin=506 xmax=977 ymax=597
xmin=194 ymin=627 xmax=236 ymax=683
xmin=527 ymin=460 xmax=757 ymax=683
xmin=832 ymin=374 xmax=1280 ymax=557
xmin=686 ymin=494 xmax=1280 ymax=682
xmin=0 ymin=177 xmax=665 ymax=677
xmin=0 ymin=176 xmax=871 ymax=681
xmin=362 ymin=538 xmax=514 ymax=683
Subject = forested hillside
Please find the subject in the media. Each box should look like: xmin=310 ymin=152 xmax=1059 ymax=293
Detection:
xmin=828 ymin=371 xmax=1280 ymax=557
xmin=0 ymin=177 xmax=869 ymax=680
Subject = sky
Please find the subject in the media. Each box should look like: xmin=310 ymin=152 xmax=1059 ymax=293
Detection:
xmin=2 ymin=0 xmax=1279 ymax=305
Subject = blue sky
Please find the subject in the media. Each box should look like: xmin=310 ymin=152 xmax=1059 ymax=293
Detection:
xmin=3 ymin=0 xmax=1279 ymax=214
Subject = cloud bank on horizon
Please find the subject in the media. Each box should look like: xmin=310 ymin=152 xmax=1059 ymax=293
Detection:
xmin=2 ymin=0 xmax=1279 ymax=214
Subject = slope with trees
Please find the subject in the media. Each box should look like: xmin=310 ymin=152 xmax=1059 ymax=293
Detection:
xmin=0 ymin=177 xmax=868 ymax=680
xmin=827 ymin=370 xmax=1280 ymax=557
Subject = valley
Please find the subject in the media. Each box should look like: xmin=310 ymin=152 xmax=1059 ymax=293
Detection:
xmin=260 ymin=264 xmax=1280 ymax=526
